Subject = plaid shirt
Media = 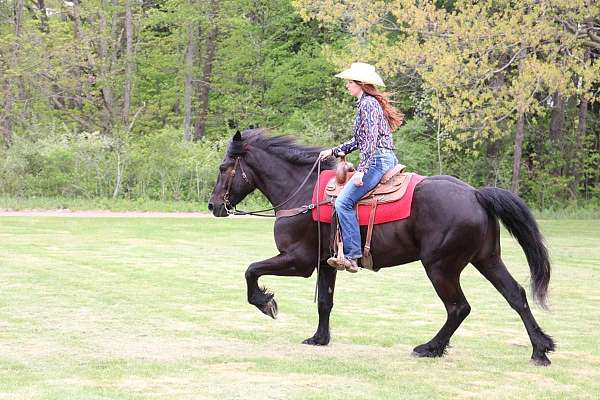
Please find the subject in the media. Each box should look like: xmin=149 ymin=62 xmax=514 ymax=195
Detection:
xmin=332 ymin=93 xmax=395 ymax=173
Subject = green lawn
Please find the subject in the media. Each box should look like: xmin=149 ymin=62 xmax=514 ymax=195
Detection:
xmin=0 ymin=217 xmax=599 ymax=399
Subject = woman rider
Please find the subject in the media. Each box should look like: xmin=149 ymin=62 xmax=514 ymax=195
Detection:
xmin=319 ymin=62 xmax=404 ymax=273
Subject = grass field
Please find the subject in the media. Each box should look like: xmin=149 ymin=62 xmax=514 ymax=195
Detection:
xmin=0 ymin=216 xmax=599 ymax=399
xmin=1 ymin=195 xmax=600 ymax=219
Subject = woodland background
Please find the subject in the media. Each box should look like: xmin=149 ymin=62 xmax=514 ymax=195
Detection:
xmin=0 ymin=0 xmax=598 ymax=211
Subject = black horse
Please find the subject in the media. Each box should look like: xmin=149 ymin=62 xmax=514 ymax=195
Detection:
xmin=208 ymin=129 xmax=555 ymax=365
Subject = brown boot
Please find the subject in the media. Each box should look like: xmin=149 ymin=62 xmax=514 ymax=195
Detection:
xmin=344 ymin=258 xmax=359 ymax=273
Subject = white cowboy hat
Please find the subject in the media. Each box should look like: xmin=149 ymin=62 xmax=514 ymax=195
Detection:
xmin=335 ymin=62 xmax=385 ymax=87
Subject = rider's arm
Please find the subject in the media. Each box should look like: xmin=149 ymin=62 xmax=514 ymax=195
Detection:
xmin=332 ymin=136 xmax=358 ymax=157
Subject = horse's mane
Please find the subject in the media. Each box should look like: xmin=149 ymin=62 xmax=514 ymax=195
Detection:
xmin=242 ymin=128 xmax=335 ymax=168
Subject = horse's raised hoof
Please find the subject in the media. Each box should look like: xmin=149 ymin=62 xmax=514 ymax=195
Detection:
xmin=412 ymin=342 xmax=447 ymax=358
xmin=260 ymin=298 xmax=278 ymax=319
xmin=530 ymin=354 xmax=551 ymax=366
xmin=302 ymin=334 xmax=330 ymax=346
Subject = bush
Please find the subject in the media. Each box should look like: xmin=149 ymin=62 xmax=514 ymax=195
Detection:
xmin=0 ymin=127 xmax=224 ymax=203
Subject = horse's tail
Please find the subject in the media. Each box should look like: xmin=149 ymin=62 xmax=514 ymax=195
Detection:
xmin=475 ymin=187 xmax=551 ymax=309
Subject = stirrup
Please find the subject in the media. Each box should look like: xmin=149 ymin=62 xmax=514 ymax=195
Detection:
xmin=326 ymin=256 xmax=346 ymax=271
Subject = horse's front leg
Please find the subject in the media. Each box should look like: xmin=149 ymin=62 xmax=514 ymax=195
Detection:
xmin=303 ymin=261 xmax=337 ymax=346
xmin=245 ymin=253 xmax=313 ymax=319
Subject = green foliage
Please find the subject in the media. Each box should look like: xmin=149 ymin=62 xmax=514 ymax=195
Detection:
xmin=0 ymin=0 xmax=598 ymax=211
xmin=296 ymin=0 xmax=600 ymax=207
xmin=0 ymin=131 xmax=116 ymax=198
xmin=395 ymin=117 xmax=440 ymax=176
xmin=0 ymin=127 xmax=222 ymax=202
xmin=208 ymin=0 xmax=346 ymax=134
xmin=127 ymin=128 xmax=220 ymax=201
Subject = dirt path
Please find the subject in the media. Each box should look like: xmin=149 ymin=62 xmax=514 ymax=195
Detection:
xmin=0 ymin=209 xmax=221 ymax=218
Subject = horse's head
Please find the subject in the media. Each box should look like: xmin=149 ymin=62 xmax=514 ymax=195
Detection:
xmin=208 ymin=131 xmax=256 ymax=217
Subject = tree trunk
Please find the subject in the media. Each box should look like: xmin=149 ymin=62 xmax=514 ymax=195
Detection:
xmin=569 ymin=95 xmax=588 ymax=198
xmin=486 ymin=139 xmax=500 ymax=186
xmin=113 ymin=150 xmax=124 ymax=199
xmin=1 ymin=81 xmax=14 ymax=147
xmin=182 ymin=8 xmax=198 ymax=142
xmin=98 ymin=0 xmax=114 ymax=132
xmin=14 ymin=0 xmax=23 ymax=53
xmin=36 ymin=0 xmax=49 ymax=33
xmin=511 ymin=112 xmax=525 ymax=194
xmin=549 ymin=91 xmax=568 ymax=177
xmin=1 ymin=0 xmax=24 ymax=147
xmin=570 ymin=49 xmax=591 ymax=198
xmin=194 ymin=0 xmax=220 ymax=142
xmin=511 ymin=46 xmax=527 ymax=194
xmin=72 ymin=0 xmax=84 ymax=109
xmin=122 ymin=0 xmax=134 ymax=128
xmin=72 ymin=0 xmax=83 ymax=39
xmin=549 ymin=91 xmax=565 ymax=143
xmin=104 ymin=0 xmax=119 ymax=127
xmin=111 ymin=0 xmax=120 ymax=69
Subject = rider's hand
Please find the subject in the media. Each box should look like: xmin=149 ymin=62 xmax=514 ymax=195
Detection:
xmin=319 ymin=149 xmax=333 ymax=160
xmin=353 ymin=171 xmax=364 ymax=187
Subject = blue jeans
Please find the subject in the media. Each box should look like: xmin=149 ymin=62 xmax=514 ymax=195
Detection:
xmin=335 ymin=149 xmax=398 ymax=259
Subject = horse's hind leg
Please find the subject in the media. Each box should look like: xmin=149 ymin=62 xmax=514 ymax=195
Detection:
xmin=413 ymin=261 xmax=471 ymax=358
xmin=473 ymin=257 xmax=555 ymax=365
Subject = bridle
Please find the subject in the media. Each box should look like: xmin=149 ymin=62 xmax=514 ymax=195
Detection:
xmin=221 ymin=153 xmax=324 ymax=217
xmin=222 ymin=156 xmax=251 ymax=214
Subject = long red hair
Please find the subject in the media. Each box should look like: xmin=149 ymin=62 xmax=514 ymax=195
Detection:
xmin=356 ymin=82 xmax=404 ymax=131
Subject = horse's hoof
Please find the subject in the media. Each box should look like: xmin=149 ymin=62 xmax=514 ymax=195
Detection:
xmin=531 ymin=355 xmax=551 ymax=366
xmin=261 ymin=298 xmax=278 ymax=319
xmin=412 ymin=343 xmax=446 ymax=358
xmin=412 ymin=349 xmax=431 ymax=358
xmin=302 ymin=335 xmax=330 ymax=346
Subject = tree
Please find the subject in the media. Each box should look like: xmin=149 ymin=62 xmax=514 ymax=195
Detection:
xmin=122 ymin=0 xmax=135 ymax=128
xmin=194 ymin=0 xmax=220 ymax=142
xmin=211 ymin=0 xmax=343 ymax=133
xmin=97 ymin=0 xmax=115 ymax=131
xmin=1 ymin=0 xmax=23 ymax=147
xmin=295 ymin=0 xmax=600 ymax=196
xmin=182 ymin=0 xmax=199 ymax=142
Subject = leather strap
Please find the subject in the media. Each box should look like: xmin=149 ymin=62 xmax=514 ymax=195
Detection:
xmin=363 ymin=196 xmax=378 ymax=258
xmin=223 ymin=157 xmax=241 ymax=206
xmin=275 ymin=200 xmax=331 ymax=218
xmin=335 ymin=223 xmax=343 ymax=260
xmin=228 ymin=157 xmax=322 ymax=217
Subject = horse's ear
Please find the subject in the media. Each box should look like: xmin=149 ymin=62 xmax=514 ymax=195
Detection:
xmin=228 ymin=130 xmax=245 ymax=156
xmin=227 ymin=119 xmax=238 ymax=129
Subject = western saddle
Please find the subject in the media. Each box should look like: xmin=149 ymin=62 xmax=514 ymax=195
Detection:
xmin=326 ymin=154 xmax=409 ymax=270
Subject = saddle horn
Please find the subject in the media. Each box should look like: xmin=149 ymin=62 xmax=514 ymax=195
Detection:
xmin=335 ymin=152 xmax=355 ymax=185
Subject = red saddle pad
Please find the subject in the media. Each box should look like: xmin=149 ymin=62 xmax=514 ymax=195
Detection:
xmin=311 ymin=171 xmax=426 ymax=225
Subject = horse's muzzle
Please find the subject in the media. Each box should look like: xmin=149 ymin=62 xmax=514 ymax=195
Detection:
xmin=208 ymin=202 xmax=229 ymax=217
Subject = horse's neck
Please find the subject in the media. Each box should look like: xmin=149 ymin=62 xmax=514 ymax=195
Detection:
xmin=247 ymin=151 xmax=317 ymax=207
